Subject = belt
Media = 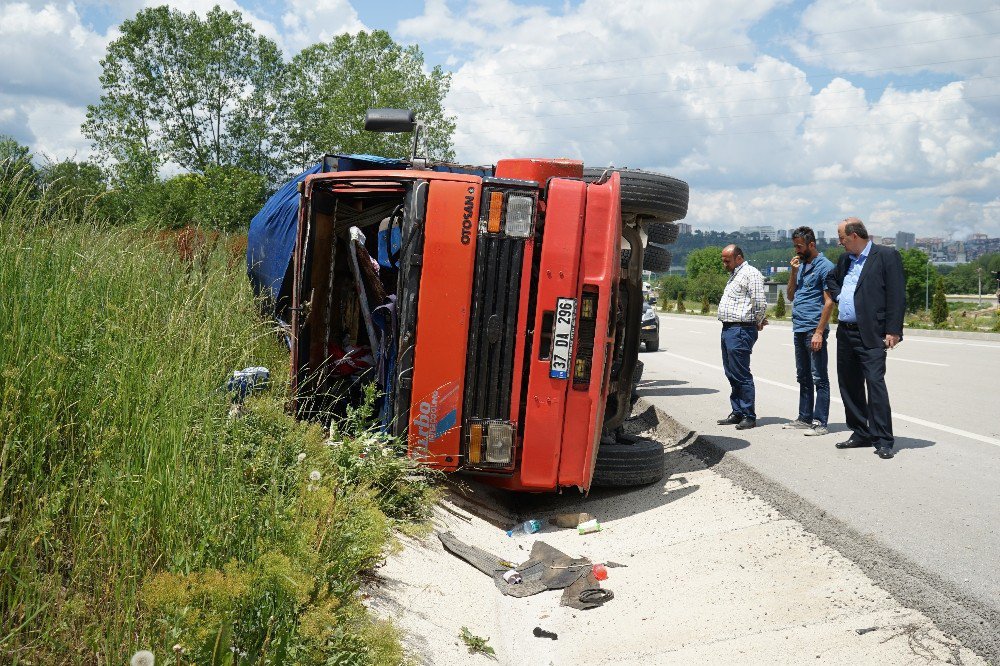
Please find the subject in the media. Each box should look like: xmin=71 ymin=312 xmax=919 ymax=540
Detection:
xmin=839 ymin=321 xmax=860 ymax=330
xmin=721 ymin=321 xmax=755 ymax=328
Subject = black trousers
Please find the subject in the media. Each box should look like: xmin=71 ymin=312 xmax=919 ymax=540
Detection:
xmin=836 ymin=325 xmax=894 ymax=448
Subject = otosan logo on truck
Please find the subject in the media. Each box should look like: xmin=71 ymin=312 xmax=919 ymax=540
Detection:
xmin=460 ymin=187 xmax=475 ymax=245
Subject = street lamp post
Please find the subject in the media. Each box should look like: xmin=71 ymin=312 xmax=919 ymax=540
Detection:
xmin=925 ymin=260 xmax=930 ymax=311
xmin=977 ymin=267 xmax=982 ymax=308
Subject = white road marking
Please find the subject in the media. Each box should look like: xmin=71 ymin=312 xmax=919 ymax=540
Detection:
xmin=885 ymin=357 xmax=948 ymax=367
xmin=780 ymin=343 xmax=946 ymax=366
xmin=660 ymin=351 xmax=1000 ymax=448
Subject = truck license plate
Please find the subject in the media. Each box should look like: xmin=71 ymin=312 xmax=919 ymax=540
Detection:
xmin=550 ymin=297 xmax=577 ymax=379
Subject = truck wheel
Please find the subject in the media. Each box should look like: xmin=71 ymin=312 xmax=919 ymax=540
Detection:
xmin=593 ymin=438 xmax=665 ymax=487
xmin=646 ymin=222 xmax=679 ymax=245
xmin=583 ymin=168 xmax=689 ymax=221
xmin=643 ymin=245 xmax=671 ymax=273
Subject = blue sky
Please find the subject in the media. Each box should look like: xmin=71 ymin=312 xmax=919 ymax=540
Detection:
xmin=2 ymin=0 xmax=998 ymax=239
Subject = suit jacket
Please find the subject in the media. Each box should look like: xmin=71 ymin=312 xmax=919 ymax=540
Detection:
xmin=826 ymin=243 xmax=906 ymax=349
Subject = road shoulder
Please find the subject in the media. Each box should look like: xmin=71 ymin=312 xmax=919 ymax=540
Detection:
xmin=366 ymin=406 xmax=988 ymax=665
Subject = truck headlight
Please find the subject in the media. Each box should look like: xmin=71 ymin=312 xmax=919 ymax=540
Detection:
xmin=504 ymin=195 xmax=533 ymax=238
xmin=485 ymin=422 xmax=514 ymax=464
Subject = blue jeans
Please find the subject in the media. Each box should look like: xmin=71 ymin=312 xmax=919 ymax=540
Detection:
xmin=792 ymin=330 xmax=830 ymax=426
xmin=721 ymin=324 xmax=758 ymax=419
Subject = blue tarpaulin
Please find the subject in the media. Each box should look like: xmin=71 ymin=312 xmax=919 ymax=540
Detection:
xmin=246 ymin=164 xmax=321 ymax=313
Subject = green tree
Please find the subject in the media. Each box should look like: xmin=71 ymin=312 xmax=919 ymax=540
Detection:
xmin=675 ymin=292 xmax=685 ymax=312
xmin=931 ymin=277 xmax=949 ymax=327
xmin=685 ymin=246 xmax=726 ymax=280
xmin=690 ymin=271 xmax=728 ymax=304
xmin=701 ymin=295 xmax=710 ymax=314
xmin=824 ymin=246 xmax=845 ymax=263
xmin=83 ymin=6 xmax=288 ymax=184
xmin=656 ymin=274 xmax=687 ymax=301
xmin=39 ymin=159 xmax=110 ymax=220
xmin=0 ymin=135 xmax=38 ymax=213
xmin=899 ymin=248 xmax=936 ymax=313
xmin=286 ymin=30 xmax=455 ymax=167
xmin=773 ymin=291 xmax=786 ymax=318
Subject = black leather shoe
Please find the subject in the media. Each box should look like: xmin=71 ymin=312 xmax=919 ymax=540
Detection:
xmin=835 ymin=437 xmax=873 ymax=449
xmin=735 ymin=417 xmax=756 ymax=430
xmin=717 ymin=413 xmax=742 ymax=425
xmin=875 ymin=447 xmax=895 ymax=459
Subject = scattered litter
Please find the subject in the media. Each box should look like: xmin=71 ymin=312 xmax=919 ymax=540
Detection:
xmin=549 ymin=512 xmax=593 ymax=528
xmin=578 ymin=518 xmax=602 ymax=535
xmin=226 ymin=366 xmax=270 ymax=403
xmin=592 ymin=564 xmax=608 ymax=581
xmin=438 ymin=532 xmax=613 ymax=609
xmin=605 ymin=561 xmax=627 ymax=568
xmin=533 ymin=627 xmax=558 ymax=640
xmin=507 ymin=519 xmax=542 ymax=537
xmin=502 ymin=570 xmax=523 ymax=585
xmin=855 ymin=627 xmax=878 ymax=635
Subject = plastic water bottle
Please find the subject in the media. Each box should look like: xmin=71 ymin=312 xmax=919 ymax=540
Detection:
xmin=506 ymin=519 xmax=542 ymax=537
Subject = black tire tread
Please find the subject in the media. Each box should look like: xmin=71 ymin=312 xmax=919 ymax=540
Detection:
xmin=646 ymin=222 xmax=679 ymax=245
xmin=643 ymin=245 xmax=671 ymax=272
xmin=583 ymin=167 xmax=689 ymax=221
xmin=593 ymin=438 xmax=665 ymax=487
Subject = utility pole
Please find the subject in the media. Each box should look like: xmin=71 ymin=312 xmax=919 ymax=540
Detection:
xmin=978 ymin=267 xmax=983 ymax=308
xmin=925 ymin=260 xmax=930 ymax=311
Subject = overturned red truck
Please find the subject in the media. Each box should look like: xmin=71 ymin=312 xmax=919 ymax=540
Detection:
xmin=270 ymin=109 xmax=687 ymax=493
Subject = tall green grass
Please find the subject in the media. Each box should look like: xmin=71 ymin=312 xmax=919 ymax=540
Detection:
xmin=0 ymin=186 xmax=433 ymax=663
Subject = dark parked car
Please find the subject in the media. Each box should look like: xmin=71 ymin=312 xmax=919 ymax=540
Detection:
xmin=640 ymin=300 xmax=660 ymax=352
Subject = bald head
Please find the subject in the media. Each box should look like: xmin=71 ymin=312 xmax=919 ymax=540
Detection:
xmin=837 ymin=217 xmax=870 ymax=255
xmin=721 ymin=244 xmax=744 ymax=273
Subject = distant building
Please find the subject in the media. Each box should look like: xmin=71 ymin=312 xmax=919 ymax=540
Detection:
xmin=738 ymin=225 xmax=777 ymax=240
xmin=969 ymin=233 xmax=988 ymax=240
xmin=896 ymin=231 xmax=916 ymax=249
xmin=965 ymin=236 xmax=1000 ymax=261
xmin=676 ymin=222 xmax=692 ymax=235
xmin=777 ymin=229 xmax=787 ymax=240
xmin=817 ymin=230 xmax=826 ymax=240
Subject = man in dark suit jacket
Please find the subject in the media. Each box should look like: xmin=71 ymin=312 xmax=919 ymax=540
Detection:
xmin=826 ymin=218 xmax=905 ymax=459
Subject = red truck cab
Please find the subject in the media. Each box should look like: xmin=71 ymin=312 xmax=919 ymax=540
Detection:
xmin=288 ymin=111 xmax=687 ymax=493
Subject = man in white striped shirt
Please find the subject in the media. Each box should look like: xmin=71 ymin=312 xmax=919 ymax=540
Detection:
xmin=716 ymin=245 xmax=768 ymax=430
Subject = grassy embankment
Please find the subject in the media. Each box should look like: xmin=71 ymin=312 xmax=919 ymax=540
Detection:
xmin=0 ymin=184 xmax=435 ymax=664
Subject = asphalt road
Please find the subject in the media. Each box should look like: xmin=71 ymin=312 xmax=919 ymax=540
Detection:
xmin=637 ymin=313 xmax=1000 ymax=620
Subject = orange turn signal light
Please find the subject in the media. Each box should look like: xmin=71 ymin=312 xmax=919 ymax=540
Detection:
xmin=468 ymin=424 xmax=483 ymax=463
xmin=487 ymin=191 xmax=504 ymax=233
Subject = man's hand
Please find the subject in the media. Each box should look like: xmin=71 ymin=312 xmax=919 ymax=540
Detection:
xmin=884 ymin=333 xmax=901 ymax=349
xmin=810 ymin=331 xmax=824 ymax=352
xmin=757 ymin=318 xmax=769 ymax=331
xmin=790 ymin=256 xmax=800 ymax=270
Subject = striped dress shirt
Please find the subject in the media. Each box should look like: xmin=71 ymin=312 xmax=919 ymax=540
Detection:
xmin=717 ymin=262 xmax=767 ymax=324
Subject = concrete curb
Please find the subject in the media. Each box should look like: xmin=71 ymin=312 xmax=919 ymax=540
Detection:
xmin=635 ymin=397 xmax=1000 ymax=665
xmin=657 ymin=311 xmax=1000 ymax=342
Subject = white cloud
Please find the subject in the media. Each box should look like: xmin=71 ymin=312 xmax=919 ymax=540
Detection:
xmin=0 ymin=3 xmax=107 ymax=109
xmin=280 ymin=0 xmax=366 ymax=54
xmin=794 ymin=0 xmax=1000 ymax=78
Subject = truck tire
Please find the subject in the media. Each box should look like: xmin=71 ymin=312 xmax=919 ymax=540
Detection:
xmin=593 ymin=438 xmax=665 ymax=487
xmin=643 ymin=245 xmax=671 ymax=273
xmin=646 ymin=222 xmax=679 ymax=245
xmin=583 ymin=168 xmax=688 ymax=222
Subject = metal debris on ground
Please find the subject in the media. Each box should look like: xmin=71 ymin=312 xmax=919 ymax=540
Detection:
xmin=438 ymin=531 xmax=613 ymax=609
xmin=533 ymin=627 xmax=558 ymax=640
